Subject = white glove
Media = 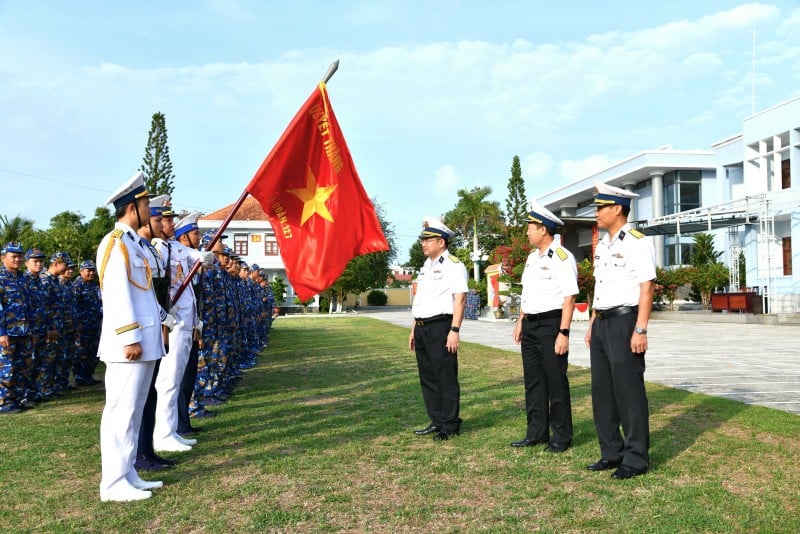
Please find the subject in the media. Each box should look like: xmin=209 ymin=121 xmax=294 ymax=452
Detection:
xmin=195 ymin=320 xmax=204 ymax=335
xmin=161 ymin=313 xmax=176 ymax=331
xmin=200 ymin=251 xmax=214 ymax=267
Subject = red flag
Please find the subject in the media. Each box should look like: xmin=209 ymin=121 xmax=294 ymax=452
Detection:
xmin=246 ymin=82 xmax=389 ymax=301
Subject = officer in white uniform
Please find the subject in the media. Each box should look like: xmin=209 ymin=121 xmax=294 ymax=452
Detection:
xmin=134 ymin=194 xmax=177 ymax=471
xmin=152 ymin=211 xmax=212 ymax=452
xmin=96 ymin=171 xmax=167 ymax=501
xmin=584 ymin=182 xmax=655 ymax=480
xmin=511 ymin=201 xmax=578 ymax=452
xmin=409 ymin=217 xmax=468 ymax=440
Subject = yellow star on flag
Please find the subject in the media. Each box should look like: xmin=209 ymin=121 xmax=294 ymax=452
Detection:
xmin=287 ymin=167 xmax=338 ymax=225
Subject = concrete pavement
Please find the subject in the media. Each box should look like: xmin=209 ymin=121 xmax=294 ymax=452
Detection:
xmin=358 ymin=307 xmax=800 ymax=416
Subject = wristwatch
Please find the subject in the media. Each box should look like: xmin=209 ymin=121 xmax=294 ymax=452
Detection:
xmin=558 ymin=328 xmax=570 ymax=337
xmin=450 ymin=326 xmax=460 ymax=333
xmin=634 ymin=326 xmax=647 ymax=335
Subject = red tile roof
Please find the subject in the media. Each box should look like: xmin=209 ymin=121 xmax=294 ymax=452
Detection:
xmin=200 ymin=195 xmax=269 ymax=221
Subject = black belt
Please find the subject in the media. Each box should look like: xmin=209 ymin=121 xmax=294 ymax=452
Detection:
xmin=523 ymin=309 xmax=562 ymax=321
xmin=595 ymin=305 xmax=638 ymax=320
xmin=414 ymin=314 xmax=452 ymax=327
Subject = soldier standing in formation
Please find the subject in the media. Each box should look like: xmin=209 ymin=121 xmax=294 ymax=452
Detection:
xmin=0 ymin=242 xmax=34 ymax=413
xmin=73 ymin=260 xmax=103 ymax=386
xmin=96 ymin=171 xmax=166 ymax=501
xmin=409 ymin=217 xmax=468 ymax=441
xmin=585 ymin=182 xmax=656 ymax=480
xmin=511 ymin=201 xmax=578 ymax=452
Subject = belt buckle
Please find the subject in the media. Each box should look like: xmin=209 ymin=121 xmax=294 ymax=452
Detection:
xmin=415 ymin=319 xmax=424 ymax=327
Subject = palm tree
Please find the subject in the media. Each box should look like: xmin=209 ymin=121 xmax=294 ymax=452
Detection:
xmin=446 ymin=186 xmax=505 ymax=281
xmin=0 ymin=214 xmax=35 ymax=245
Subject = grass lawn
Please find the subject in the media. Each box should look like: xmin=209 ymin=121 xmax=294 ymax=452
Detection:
xmin=1 ymin=316 xmax=799 ymax=532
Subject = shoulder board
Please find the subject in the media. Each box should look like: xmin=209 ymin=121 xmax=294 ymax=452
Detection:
xmin=628 ymin=229 xmax=645 ymax=239
xmin=556 ymin=248 xmax=568 ymax=261
xmin=448 ymin=255 xmax=461 ymax=263
xmin=110 ymin=229 xmax=124 ymax=239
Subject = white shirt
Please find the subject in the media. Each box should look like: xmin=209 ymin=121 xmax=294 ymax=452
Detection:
xmin=412 ymin=251 xmax=468 ymax=319
xmin=520 ymin=244 xmax=578 ymax=314
xmin=592 ymin=224 xmax=656 ymax=309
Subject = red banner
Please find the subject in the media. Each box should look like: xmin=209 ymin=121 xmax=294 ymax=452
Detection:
xmin=246 ymin=83 xmax=389 ymax=301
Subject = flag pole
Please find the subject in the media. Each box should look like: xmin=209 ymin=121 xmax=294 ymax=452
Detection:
xmin=170 ymin=60 xmax=341 ymax=307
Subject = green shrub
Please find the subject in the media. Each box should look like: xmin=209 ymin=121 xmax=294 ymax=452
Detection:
xmin=366 ymin=289 xmax=388 ymax=306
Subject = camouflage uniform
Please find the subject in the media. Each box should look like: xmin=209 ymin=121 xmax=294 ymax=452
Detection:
xmin=191 ymin=260 xmax=224 ymax=413
xmin=54 ymin=254 xmax=78 ymax=392
xmin=73 ymin=261 xmax=102 ymax=383
xmin=0 ymin=243 xmax=34 ymax=412
xmin=23 ymin=250 xmax=48 ymax=402
xmin=38 ymin=268 xmax=64 ymax=398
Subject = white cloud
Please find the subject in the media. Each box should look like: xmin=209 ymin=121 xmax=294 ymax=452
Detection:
xmin=561 ymin=155 xmax=612 ymax=182
xmin=522 ymin=152 xmax=555 ymax=182
xmin=3 ymin=2 xmax=800 ymax=237
xmin=433 ymin=165 xmax=461 ymax=197
xmin=778 ymin=7 xmax=800 ymax=35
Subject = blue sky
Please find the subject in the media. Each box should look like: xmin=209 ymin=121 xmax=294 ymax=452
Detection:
xmin=2 ymin=1 xmax=799 ymax=263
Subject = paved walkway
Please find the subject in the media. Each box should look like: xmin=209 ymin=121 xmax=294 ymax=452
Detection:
xmin=357 ymin=308 xmax=800 ymax=416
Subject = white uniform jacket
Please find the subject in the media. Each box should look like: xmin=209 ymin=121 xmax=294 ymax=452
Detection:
xmin=411 ymin=251 xmax=469 ymax=319
xmin=520 ymin=244 xmax=579 ymax=314
xmin=152 ymin=238 xmax=201 ymax=328
xmin=96 ymin=222 xmax=166 ymax=363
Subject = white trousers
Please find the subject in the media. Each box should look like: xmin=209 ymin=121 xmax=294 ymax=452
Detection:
xmin=99 ymin=359 xmax=156 ymax=494
xmin=154 ymin=325 xmax=192 ymax=442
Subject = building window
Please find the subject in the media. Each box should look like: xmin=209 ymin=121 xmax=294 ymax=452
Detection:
xmin=264 ymin=236 xmax=279 ymax=256
xmin=782 ymin=159 xmax=791 ymax=190
xmin=234 ymin=234 xmax=248 ymax=256
xmin=783 ymin=237 xmax=792 ymax=276
xmin=665 ymin=242 xmax=692 ymax=267
xmin=663 ymin=170 xmax=701 ymax=215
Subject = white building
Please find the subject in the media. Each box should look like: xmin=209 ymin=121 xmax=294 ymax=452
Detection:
xmin=537 ymin=95 xmax=800 ymax=314
xmin=198 ymin=196 xmax=293 ymax=302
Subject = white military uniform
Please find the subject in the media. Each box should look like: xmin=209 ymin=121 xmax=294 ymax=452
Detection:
xmin=589 ymin=182 xmax=656 ymax=473
xmin=152 ymin=236 xmax=201 ymax=448
xmin=97 ymin=221 xmax=166 ymax=498
xmin=515 ymin=201 xmax=579 ymax=447
xmin=411 ymin=217 xmax=468 ymax=436
xmin=520 ymin=244 xmax=579 ymax=314
xmin=592 ymin=224 xmax=656 ymax=309
xmin=412 ymin=251 xmax=468 ymax=319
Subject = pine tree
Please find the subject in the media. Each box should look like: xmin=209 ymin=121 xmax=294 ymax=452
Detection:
xmin=140 ymin=112 xmax=175 ymax=196
xmin=505 ymin=155 xmax=527 ymax=235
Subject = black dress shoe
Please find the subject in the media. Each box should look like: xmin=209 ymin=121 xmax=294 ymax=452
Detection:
xmin=544 ymin=441 xmax=572 ymax=453
xmin=134 ymin=455 xmax=171 ymax=472
xmin=611 ymin=464 xmax=648 ymax=479
xmin=413 ymin=424 xmax=440 ymax=436
xmin=586 ymin=458 xmax=623 ymax=471
xmin=433 ymin=429 xmax=459 ymax=441
xmin=511 ymin=437 xmax=547 ymax=447
xmin=149 ymin=453 xmax=178 ymax=466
